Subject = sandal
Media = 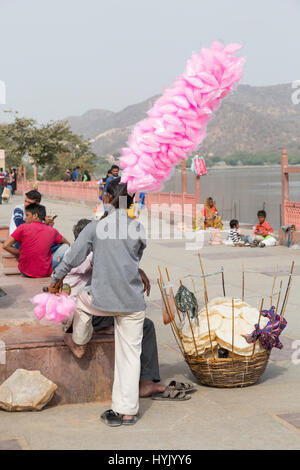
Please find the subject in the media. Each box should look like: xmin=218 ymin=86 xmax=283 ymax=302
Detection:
xmin=152 ymin=386 xmax=191 ymax=401
xmin=121 ymin=415 xmax=139 ymax=426
xmin=168 ymin=380 xmax=195 ymax=392
xmin=100 ymin=409 xmax=122 ymax=427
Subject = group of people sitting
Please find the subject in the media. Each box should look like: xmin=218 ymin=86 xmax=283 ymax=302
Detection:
xmin=4 ymin=190 xmax=70 ymax=277
xmin=3 ymin=181 xmax=191 ymax=428
xmin=225 ymin=210 xmax=276 ymax=247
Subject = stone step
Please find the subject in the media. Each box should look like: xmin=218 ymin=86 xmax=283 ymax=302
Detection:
xmin=1 ymin=253 xmax=18 ymax=268
xmin=0 ymin=322 xmax=115 ymax=405
xmin=0 ymin=226 xmax=9 ymax=238
xmin=2 ymin=267 xmax=20 ymax=275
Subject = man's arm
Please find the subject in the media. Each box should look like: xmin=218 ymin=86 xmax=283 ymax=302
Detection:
xmin=3 ymin=236 xmax=20 ymax=257
xmin=51 ymin=222 xmax=95 ymax=284
xmin=60 ymin=235 xmax=70 ymax=246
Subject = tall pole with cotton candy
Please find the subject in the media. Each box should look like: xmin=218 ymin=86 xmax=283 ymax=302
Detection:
xmin=120 ymin=42 xmax=244 ymax=193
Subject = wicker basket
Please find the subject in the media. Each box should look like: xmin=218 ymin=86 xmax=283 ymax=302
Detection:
xmin=185 ymin=350 xmax=270 ymax=388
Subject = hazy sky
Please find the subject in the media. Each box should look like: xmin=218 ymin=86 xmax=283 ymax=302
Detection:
xmin=0 ymin=0 xmax=299 ymax=122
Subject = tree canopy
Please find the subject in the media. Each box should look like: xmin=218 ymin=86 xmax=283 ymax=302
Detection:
xmin=0 ymin=114 xmax=96 ymax=180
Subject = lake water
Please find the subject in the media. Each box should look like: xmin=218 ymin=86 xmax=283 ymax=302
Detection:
xmin=162 ymin=166 xmax=300 ymax=229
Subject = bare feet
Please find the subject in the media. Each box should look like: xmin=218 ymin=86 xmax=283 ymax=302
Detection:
xmin=139 ymin=380 xmax=166 ymax=397
xmin=64 ymin=333 xmax=86 ymax=358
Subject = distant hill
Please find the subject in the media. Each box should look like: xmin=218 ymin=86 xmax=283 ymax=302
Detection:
xmin=66 ymin=84 xmax=300 ymax=158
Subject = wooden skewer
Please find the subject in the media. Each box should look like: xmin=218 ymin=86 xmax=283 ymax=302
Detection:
xmin=165 ymin=267 xmax=182 ymax=323
xmin=198 ymin=253 xmax=208 ymax=303
xmin=280 ymin=260 xmax=294 ymax=318
xmin=270 ymin=280 xmax=283 ymax=335
xmin=242 ymin=262 xmax=245 ymax=301
xmin=251 ymin=298 xmax=264 ymax=357
xmin=281 ymin=277 xmax=292 ymax=322
xmin=270 ymin=265 xmax=278 ymax=308
xmin=157 ymin=278 xmax=186 ymax=354
xmin=221 ymin=266 xmax=226 ymax=297
xmin=186 ymin=311 xmax=199 ymax=357
xmin=202 ymin=282 xmax=215 ymax=360
xmin=232 ymin=298 xmax=235 ymax=362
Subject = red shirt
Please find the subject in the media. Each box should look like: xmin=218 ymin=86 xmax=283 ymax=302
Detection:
xmin=12 ymin=222 xmax=62 ymax=278
xmin=254 ymin=220 xmax=274 ymax=237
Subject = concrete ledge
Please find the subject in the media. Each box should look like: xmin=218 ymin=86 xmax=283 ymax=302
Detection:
xmin=0 ymin=322 xmax=114 ymax=406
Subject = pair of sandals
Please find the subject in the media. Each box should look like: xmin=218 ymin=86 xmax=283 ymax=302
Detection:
xmin=151 ymin=380 xmax=195 ymax=401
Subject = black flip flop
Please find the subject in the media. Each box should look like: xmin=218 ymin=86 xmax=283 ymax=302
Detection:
xmin=100 ymin=409 xmax=122 ymax=427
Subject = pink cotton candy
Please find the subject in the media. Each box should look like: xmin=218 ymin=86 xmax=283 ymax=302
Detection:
xmin=31 ymin=292 xmax=75 ymax=323
xmin=120 ymin=42 xmax=244 ymax=193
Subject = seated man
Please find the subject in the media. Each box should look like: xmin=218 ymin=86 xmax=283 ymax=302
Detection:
xmin=4 ymin=203 xmax=69 ymax=278
xmin=9 ymin=189 xmax=68 ymax=267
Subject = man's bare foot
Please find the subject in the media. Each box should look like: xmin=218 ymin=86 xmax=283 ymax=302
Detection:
xmin=139 ymin=380 xmax=166 ymax=397
xmin=64 ymin=333 xmax=86 ymax=358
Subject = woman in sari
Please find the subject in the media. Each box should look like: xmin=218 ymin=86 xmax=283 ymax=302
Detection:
xmin=203 ymin=197 xmax=223 ymax=229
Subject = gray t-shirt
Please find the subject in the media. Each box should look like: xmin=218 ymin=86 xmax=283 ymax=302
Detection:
xmin=53 ymin=208 xmax=146 ymax=313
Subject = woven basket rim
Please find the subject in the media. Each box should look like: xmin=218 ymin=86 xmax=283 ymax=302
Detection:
xmin=185 ymin=349 xmax=270 ymax=364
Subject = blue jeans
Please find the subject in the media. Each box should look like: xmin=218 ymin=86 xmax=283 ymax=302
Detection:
xmin=51 ymin=243 xmax=69 ymax=270
xmin=241 ymin=235 xmax=252 ymax=244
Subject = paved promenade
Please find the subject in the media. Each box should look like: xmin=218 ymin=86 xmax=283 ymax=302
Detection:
xmin=0 ymin=195 xmax=299 ymax=450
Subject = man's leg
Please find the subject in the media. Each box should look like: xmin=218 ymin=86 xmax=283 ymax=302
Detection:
xmin=111 ymin=310 xmax=145 ymax=418
xmin=139 ymin=318 xmax=166 ymax=397
xmin=64 ymin=290 xmax=96 ymax=358
xmin=51 ymin=243 xmax=69 ymax=270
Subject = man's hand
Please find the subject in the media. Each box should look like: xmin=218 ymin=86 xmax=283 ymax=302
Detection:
xmin=138 ymin=268 xmax=151 ymax=296
xmin=45 ymin=216 xmax=55 ymax=227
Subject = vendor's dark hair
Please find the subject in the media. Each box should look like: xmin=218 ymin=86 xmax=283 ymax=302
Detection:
xmin=73 ymin=218 xmax=92 ymax=239
xmin=101 ymin=179 xmax=134 ymax=220
xmin=25 ymin=189 xmax=42 ymax=203
xmin=257 ymin=210 xmax=266 ymax=218
xmin=230 ymin=219 xmax=239 ymax=228
xmin=25 ymin=203 xmax=46 ymax=221
xmin=110 ymin=164 xmax=119 ymax=171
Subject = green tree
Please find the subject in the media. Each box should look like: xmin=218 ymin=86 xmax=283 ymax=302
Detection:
xmin=0 ymin=114 xmax=96 ymax=179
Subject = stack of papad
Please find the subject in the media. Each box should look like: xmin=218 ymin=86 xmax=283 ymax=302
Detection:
xmin=181 ymin=297 xmax=267 ymax=357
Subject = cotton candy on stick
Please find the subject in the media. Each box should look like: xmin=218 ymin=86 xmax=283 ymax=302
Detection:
xmin=120 ymin=41 xmax=244 ymax=193
xmin=32 ymin=292 xmax=75 ymax=323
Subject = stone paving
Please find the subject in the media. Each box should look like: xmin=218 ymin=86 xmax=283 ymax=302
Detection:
xmin=0 ymin=195 xmax=299 ymax=450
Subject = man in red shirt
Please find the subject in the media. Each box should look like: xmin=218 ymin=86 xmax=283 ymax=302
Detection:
xmin=253 ymin=210 xmax=276 ymax=247
xmin=3 ymin=203 xmax=69 ymax=277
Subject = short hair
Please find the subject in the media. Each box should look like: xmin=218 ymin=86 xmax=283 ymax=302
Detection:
xmin=73 ymin=219 xmax=92 ymax=239
xmin=230 ymin=219 xmax=239 ymax=228
xmin=257 ymin=210 xmax=266 ymax=218
xmin=25 ymin=189 xmax=42 ymax=203
xmin=110 ymin=165 xmax=119 ymax=171
xmin=25 ymin=203 xmax=46 ymax=221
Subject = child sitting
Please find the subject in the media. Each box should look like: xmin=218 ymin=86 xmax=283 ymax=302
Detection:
xmin=3 ymin=203 xmax=69 ymax=278
xmin=253 ymin=210 xmax=276 ymax=247
xmin=225 ymin=219 xmax=252 ymax=246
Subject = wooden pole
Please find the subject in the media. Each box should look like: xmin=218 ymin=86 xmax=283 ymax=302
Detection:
xmin=181 ymin=159 xmax=187 ymax=194
xmin=280 ymin=261 xmax=294 ymax=317
xmin=270 ymin=265 xmax=278 ymax=308
xmin=221 ymin=266 xmax=226 ymax=297
xmin=242 ymin=262 xmax=245 ymax=301
xmin=198 ymin=253 xmax=209 ymax=303
xmin=251 ymin=298 xmax=264 ymax=357
xmin=165 ymin=267 xmax=182 ymax=323
xmin=281 ymin=148 xmax=289 ymax=226
xmin=232 ymin=298 xmax=235 ymax=362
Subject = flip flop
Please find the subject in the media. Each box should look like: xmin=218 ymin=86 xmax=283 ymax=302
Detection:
xmin=121 ymin=415 xmax=139 ymax=426
xmin=100 ymin=409 xmax=122 ymax=427
xmin=152 ymin=386 xmax=191 ymax=401
xmin=168 ymin=380 xmax=195 ymax=392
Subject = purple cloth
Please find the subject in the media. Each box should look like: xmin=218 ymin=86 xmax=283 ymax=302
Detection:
xmin=242 ymin=306 xmax=287 ymax=350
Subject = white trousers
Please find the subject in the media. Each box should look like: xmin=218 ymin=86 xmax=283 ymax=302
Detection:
xmin=72 ymin=290 xmax=145 ymax=415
